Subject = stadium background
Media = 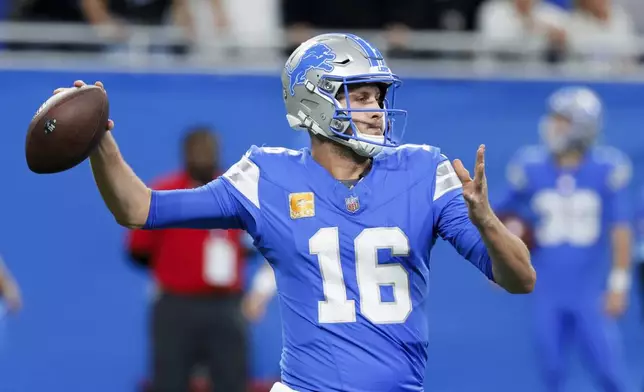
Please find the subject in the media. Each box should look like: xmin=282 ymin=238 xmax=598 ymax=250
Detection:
xmin=0 ymin=0 xmax=643 ymax=391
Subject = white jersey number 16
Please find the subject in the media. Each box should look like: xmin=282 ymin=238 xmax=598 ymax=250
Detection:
xmin=309 ymin=227 xmax=412 ymax=324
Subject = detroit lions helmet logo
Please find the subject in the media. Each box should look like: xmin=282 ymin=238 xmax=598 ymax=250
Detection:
xmin=286 ymin=43 xmax=336 ymax=96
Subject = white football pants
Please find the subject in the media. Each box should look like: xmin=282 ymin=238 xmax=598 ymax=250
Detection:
xmin=270 ymin=382 xmax=297 ymax=392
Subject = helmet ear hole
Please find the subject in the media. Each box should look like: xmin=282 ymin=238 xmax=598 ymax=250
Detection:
xmin=330 ymin=119 xmax=344 ymax=131
xmin=318 ymin=78 xmax=335 ymax=93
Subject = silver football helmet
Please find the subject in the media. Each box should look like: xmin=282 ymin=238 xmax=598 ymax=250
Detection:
xmin=539 ymin=86 xmax=603 ymax=154
xmin=281 ymin=33 xmax=407 ymax=157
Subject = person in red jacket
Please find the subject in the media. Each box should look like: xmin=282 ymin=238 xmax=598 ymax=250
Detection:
xmin=127 ymin=127 xmax=275 ymax=392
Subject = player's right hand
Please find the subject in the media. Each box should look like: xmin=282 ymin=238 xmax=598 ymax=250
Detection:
xmin=52 ymin=80 xmax=115 ymax=131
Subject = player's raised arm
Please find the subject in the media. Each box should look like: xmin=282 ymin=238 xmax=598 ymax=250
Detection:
xmin=91 ymin=128 xmax=248 ymax=230
xmin=434 ymin=145 xmax=535 ymax=294
xmin=452 ymin=145 xmax=535 ymax=293
xmin=90 ymin=130 xmax=152 ymax=228
xmin=49 ymin=81 xmax=151 ymax=228
xmin=54 ymin=81 xmax=252 ymax=231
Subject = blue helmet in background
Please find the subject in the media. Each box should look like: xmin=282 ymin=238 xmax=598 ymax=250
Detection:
xmin=539 ymin=86 xmax=603 ymax=154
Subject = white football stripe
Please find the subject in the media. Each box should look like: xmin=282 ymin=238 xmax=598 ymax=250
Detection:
xmin=433 ymin=160 xmax=462 ymax=201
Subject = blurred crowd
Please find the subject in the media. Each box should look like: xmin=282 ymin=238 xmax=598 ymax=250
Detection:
xmin=3 ymin=0 xmax=644 ymax=70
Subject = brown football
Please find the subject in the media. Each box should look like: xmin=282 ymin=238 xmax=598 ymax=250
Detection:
xmin=498 ymin=213 xmax=536 ymax=251
xmin=25 ymin=85 xmax=109 ymax=174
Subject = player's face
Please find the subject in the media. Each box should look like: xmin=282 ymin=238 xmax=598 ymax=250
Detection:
xmin=184 ymin=136 xmax=219 ymax=184
xmin=541 ymin=113 xmax=573 ymax=153
xmin=337 ymin=84 xmax=384 ymax=137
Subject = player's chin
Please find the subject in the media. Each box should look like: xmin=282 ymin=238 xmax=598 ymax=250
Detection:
xmin=356 ymin=126 xmax=384 ymax=137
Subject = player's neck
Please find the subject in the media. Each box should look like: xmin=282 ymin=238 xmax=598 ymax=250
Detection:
xmin=311 ymin=142 xmax=371 ymax=181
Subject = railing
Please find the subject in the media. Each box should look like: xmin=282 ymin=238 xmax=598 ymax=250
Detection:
xmin=1 ymin=21 xmax=644 ymax=80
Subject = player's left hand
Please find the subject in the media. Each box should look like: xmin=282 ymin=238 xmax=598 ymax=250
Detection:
xmin=453 ymin=145 xmax=495 ymax=227
xmin=604 ymin=290 xmax=627 ymax=318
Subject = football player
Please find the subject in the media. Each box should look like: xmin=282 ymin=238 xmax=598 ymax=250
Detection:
xmin=635 ymin=190 xmax=644 ymax=322
xmin=55 ymin=33 xmax=535 ymax=392
xmin=496 ymin=86 xmax=633 ymax=392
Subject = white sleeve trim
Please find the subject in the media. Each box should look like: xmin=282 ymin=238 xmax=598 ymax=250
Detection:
xmin=222 ymin=156 xmax=261 ymax=209
xmin=433 ymin=160 xmax=462 ymax=201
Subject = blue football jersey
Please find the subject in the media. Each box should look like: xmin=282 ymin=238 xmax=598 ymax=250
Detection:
xmin=498 ymin=145 xmax=632 ymax=300
xmin=634 ymin=187 xmax=644 ymax=264
xmin=216 ymin=144 xmax=494 ymax=392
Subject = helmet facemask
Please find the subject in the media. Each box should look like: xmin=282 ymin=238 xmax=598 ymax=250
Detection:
xmin=315 ymin=74 xmax=407 ymax=157
xmin=281 ymin=33 xmax=409 ymax=157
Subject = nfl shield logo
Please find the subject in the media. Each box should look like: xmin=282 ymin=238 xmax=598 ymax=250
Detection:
xmin=345 ymin=195 xmax=360 ymax=213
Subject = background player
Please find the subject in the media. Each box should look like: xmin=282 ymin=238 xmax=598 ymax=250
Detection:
xmin=496 ymin=86 xmax=632 ymax=392
xmin=635 ymin=188 xmax=644 ymax=316
xmin=54 ymin=33 xmax=535 ymax=392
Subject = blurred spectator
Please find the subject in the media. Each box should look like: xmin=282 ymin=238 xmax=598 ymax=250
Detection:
xmin=10 ymin=0 xmax=84 ymax=22
xmin=564 ymin=0 xmax=638 ymax=71
xmin=280 ymin=0 xmax=415 ymax=55
xmin=620 ymin=0 xmax=644 ymax=33
xmin=183 ymin=0 xmax=280 ymax=61
xmin=280 ymin=0 xmax=493 ymax=59
xmin=420 ymin=0 xmax=489 ymax=32
xmin=79 ymin=0 xmax=228 ymax=54
xmin=126 ymin=126 xmax=274 ymax=392
xmin=7 ymin=0 xmax=92 ymax=52
xmin=478 ymin=0 xmax=568 ymax=62
xmin=388 ymin=0 xmax=490 ymax=59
